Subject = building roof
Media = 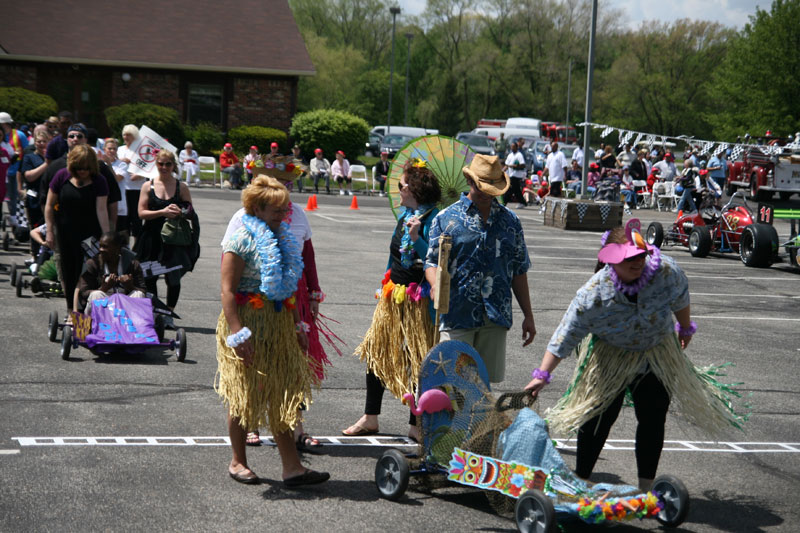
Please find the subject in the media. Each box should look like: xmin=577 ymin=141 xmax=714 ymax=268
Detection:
xmin=1 ymin=0 xmax=315 ymax=76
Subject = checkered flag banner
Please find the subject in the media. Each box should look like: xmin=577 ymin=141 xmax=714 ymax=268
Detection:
xmin=600 ymin=126 xmax=614 ymax=138
xmin=633 ymin=133 xmax=643 ymax=147
xmin=700 ymin=141 xmax=713 ymax=155
xmin=713 ymin=143 xmax=728 ymax=156
xmin=646 ymin=135 xmax=656 ymax=150
xmin=599 ymin=204 xmax=611 ymax=224
xmin=620 ymin=130 xmax=634 ymax=146
xmin=576 ymin=203 xmax=589 ymax=223
xmin=770 ymin=144 xmax=784 ymax=155
xmin=560 ymin=200 xmax=568 ymax=223
xmin=731 ymin=145 xmax=744 ymax=160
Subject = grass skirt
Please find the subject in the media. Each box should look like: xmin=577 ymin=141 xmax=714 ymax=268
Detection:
xmin=355 ymin=289 xmax=435 ymax=399
xmin=296 ymin=275 xmax=343 ymax=381
xmin=547 ymin=334 xmax=746 ymax=437
xmin=215 ymin=303 xmax=319 ymax=433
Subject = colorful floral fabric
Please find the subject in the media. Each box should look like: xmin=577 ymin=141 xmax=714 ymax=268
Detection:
xmin=425 ymin=193 xmax=530 ymax=330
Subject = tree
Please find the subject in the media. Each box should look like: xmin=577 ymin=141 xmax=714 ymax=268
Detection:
xmin=0 ymin=87 xmax=57 ymax=124
xmin=707 ymin=0 xmax=800 ymax=139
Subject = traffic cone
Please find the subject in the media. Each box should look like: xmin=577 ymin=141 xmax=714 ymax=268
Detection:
xmin=305 ymin=195 xmax=316 ymax=211
xmin=311 ymin=194 xmax=318 ymax=210
xmin=676 ymin=209 xmax=683 ymax=221
xmin=349 ymin=195 xmax=359 ymax=210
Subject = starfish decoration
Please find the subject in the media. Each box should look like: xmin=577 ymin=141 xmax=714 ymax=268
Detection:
xmin=430 ymin=351 xmax=448 ymax=376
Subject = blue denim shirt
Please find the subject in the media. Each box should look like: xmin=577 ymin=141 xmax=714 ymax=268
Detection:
xmin=425 ymin=193 xmax=531 ymax=330
xmin=546 ymin=254 xmax=690 ymax=358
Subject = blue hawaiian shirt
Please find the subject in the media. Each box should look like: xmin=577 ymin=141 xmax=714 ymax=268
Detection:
xmin=546 ymin=254 xmax=690 ymax=358
xmin=425 ymin=193 xmax=531 ymax=330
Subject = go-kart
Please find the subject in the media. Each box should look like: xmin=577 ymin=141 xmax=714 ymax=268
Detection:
xmin=47 ymin=293 xmax=186 ymax=362
xmin=374 ymin=341 xmax=689 ymax=532
xmin=645 ymin=191 xmax=779 ymax=267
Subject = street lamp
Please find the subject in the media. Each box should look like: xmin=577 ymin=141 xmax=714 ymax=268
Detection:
xmin=387 ymin=6 xmax=401 ymax=135
xmin=404 ymin=32 xmax=414 ymax=126
xmin=581 ymin=0 xmax=598 ymax=199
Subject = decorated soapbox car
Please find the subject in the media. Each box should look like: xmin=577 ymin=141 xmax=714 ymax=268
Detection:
xmin=48 ymin=293 xmax=186 ymax=361
xmin=374 ymin=341 xmax=689 ymax=532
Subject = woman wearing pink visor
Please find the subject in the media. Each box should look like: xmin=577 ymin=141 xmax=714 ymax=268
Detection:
xmin=525 ymin=219 xmax=746 ymax=491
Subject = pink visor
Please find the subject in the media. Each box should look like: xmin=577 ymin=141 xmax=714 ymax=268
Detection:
xmin=597 ymin=219 xmax=652 ymax=264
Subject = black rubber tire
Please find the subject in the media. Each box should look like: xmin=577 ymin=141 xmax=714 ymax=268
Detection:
xmin=61 ymin=325 xmax=73 ymax=360
xmin=725 ymin=181 xmax=736 ymax=197
xmin=779 ymin=191 xmax=792 ymax=201
xmin=375 ymin=449 xmax=410 ymax=501
xmin=688 ymin=227 xmax=712 ymax=257
xmin=176 ymin=328 xmax=187 ymax=362
xmin=740 ymin=223 xmax=775 ymax=267
xmin=10 ymin=264 xmax=18 ymax=286
xmin=48 ymin=311 xmax=59 ymax=343
xmin=515 ymin=490 xmax=556 ymax=533
xmin=750 ymin=174 xmax=770 ymax=202
xmin=653 ymin=475 xmax=690 ymax=528
xmin=646 ymin=222 xmax=664 ymax=248
xmin=2 ymin=232 xmax=9 ymax=251
xmin=16 ymin=276 xmax=23 ymax=297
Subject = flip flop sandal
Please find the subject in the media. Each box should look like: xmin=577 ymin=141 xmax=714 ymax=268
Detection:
xmin=229 ymin=467 xmax=259 ymax=485
xmin=295 ymin=432 xmax=322 ymax=451
xmin=245 ymin=431 xmax=261 ymax=446
xmin=341 ymin=424 xmax=379 ymax=437
xmin=283 ymin=469 xmax=330 ymax=488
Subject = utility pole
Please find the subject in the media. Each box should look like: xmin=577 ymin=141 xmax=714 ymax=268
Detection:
xmin=566 ymin=58 xmax=572 ymax=128
xmin=387 ymin=6 xmax=401 ymax=135
xmin=404 ymin=32 xmax=414 ymax=126
xmin=581 ymin=0 xmax=597 ymax=199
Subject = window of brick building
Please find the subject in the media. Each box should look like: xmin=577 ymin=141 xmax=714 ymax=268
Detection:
xmin=187 ymin=83 xmax=223 ymax=126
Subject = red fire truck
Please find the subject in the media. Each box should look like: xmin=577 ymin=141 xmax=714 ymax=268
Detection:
xmin=541 ymin=122 xmax=578 ymax=144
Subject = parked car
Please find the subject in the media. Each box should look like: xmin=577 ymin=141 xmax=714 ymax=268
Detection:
xmin=380 ymin=134 xmax=414 ymax=158
xmin=365 ymin=133 xmax=383 ymax=157
xmin=455 ymin=133 xmax=496 ymax=156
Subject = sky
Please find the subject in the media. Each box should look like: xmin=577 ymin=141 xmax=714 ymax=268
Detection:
xmin=400 ymin=0 xmax=766 ymax=30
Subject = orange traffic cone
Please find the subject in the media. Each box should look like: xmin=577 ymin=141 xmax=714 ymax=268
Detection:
xmin=349 ymin=195 xmax=359 ymax=210
xmin=312 ymin=194 xmax=318 ymax=210
xmin=305 ymin=195 xmax=316 ymax=211
xmin=676 ymin=209 xmax=683 ymax=220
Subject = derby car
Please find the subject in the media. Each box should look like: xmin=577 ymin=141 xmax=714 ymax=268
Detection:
xmin=645 ymin=191 xmax=779 ymax=267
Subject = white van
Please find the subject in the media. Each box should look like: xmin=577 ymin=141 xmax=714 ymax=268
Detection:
xmin=371 ymin=126 xmax=439 ymax=138
xmin=505 ymin=117 xmax=542 ymax=138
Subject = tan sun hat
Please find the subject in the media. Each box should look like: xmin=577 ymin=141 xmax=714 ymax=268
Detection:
xmin=462 ymin=154 xmax=510 ymax=196
xmin=252 ymin=155 xmax=307 ymax=183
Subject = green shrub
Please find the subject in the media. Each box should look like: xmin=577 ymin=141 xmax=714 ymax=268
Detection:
xmin=104 ymin=103 xmax=184 ymax=146
xmin=227 ymin=125 xmax=288 ymax=154
xmin=0 ymin=87 xmax=57 ymax=124
xmin=290 ymin=109 xmax=369 ymax=160
xmin=184 ymin=122 xmax=224 ymax=156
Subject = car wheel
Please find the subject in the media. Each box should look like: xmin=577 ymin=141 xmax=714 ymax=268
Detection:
xmin=515 ymin=490 xmax=556 ymax=533
xmin=2 ymin=232 xmax=9 ymax=251
xmin=61 ymin=325 xmax=73 ymax=360
xmin=688 ymin=227 xmax=712 ymax=257
xmin=750 ymin=174 xmax=771 ymax=202
xmin=10 ymin=264 xmax=18 ymax=287
xmin=375 ymin=449 xmax=410 ymax=501
xmin=653 ymin=475 xmax=690 ymax=528
xmin=48 ymin=311 xmax=59 ymax=343
xmin=175 ymin=328 xmax=187 ymax=362
xmin=646 ymin=222 xmax=664 ymax=248
xmin=740 ymin=223 xmax=775 ymax=267
xmin=725 ymin=181 xmax=736 ymax=196
xmin=16 ymin=276 xmax=23 ymax=298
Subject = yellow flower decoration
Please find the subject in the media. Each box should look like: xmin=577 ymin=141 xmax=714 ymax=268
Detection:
xmin=411 ymin=158 xmax=427 ymax=169
xmin=392 ymin=284 xmax=407 ymax=304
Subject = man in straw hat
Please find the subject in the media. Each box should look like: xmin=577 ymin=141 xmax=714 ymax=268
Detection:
xmin=424 ymin=154 xmax=536 ymax=382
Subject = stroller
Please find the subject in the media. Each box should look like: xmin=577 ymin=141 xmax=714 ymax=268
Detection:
xmin=374 ymin=341 xmax=689 ymax=532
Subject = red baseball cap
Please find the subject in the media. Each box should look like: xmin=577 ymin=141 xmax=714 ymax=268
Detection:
xmin=224 ymin=142 xmax=232 ymax=148
xmin=699 ymin=169 xmax=709 ymax=176
xmin=250 ymin=145 xmax=258 ymax=151
xmin=665 ymin=152 xmax=674 ymax=160
xmin=314 ymin=148 xmax=322 ymax=154
xmin=270 ymin=142 xmax=278 ymax=148
xmin=336 ymin=150 xmax=345 ymax=156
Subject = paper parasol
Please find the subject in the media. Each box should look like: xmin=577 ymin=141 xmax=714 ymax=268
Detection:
xmin=387 ymin=135 xmax=475 ymax=219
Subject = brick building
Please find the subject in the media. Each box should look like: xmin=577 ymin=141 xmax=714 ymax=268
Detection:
xmin=1 ymin=0 xmax=314 ymax=136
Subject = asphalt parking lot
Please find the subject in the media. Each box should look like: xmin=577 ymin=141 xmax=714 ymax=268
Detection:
xmin=1 ymin=189 xmax=798 ymax=532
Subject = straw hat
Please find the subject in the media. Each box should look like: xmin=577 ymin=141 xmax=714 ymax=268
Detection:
xmin=252 ymin=155 xmax=307 ymax=183
xmin=462 ymin=154 xmax=510 ymax=196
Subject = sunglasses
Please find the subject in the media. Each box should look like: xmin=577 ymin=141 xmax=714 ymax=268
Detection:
xmin=68 ymin=133 xmax=84 ymax=139
xmin=622 ymin=253 xmax=647 ymax=263
xmin=157 ymin=162 xmax=173 ymax=167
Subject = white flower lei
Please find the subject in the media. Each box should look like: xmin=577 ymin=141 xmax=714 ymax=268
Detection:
xmin=241 ymin=214 xmax=303 ymax=301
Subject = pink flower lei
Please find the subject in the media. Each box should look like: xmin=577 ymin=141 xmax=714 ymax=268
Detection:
xmin=608 ymin=247 xmax=662 ymax=296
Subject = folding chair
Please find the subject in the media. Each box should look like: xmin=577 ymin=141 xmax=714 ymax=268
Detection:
xmin=655 ymin=181 xmax=678 ymax=212
xmin=197 ymin=156 xmax=218 ymax=187
xmin=350 ymin=164 xmax=371 ymax=195
xmin=633 ymin=180 xmax=650 ymax=209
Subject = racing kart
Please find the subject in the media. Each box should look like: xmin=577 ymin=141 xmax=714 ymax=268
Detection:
xmin=645 ymin=191 xmax=779 ymax=267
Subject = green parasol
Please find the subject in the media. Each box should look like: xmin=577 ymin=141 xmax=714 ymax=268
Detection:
xmin=387 ymin=135 xmax=475 ymax=219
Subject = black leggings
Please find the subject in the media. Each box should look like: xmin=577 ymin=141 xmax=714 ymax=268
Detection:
xmin=364 ymin=371 xmax=416 ymax=426
xmin=503 ymin=177 xmax=527 ymax=205
xmin=125 ymin=190 xmax=143 ymax=239
xmin=575 ymin=372 xmax=670 ymax=480
xmin=145 ymin=276 xmax=181 ymax=309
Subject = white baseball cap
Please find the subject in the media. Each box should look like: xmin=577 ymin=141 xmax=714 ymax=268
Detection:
xmin=0 ymin=112 xmax=13 ymax=124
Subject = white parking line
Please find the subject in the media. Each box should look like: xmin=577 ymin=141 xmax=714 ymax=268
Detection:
xmin=11 ymin=437 xmax=800 ymax=453
xmin=692 ymin=292 xmax=800 ymax=299
xmin=0 ymin=449 xmax=20 ymax=455
xmin=529 ymin=269 xmax=800 ymax=281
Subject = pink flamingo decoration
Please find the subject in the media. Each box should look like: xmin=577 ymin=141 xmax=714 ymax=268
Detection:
xmin=402 ymin=389 xmax=453 ymax=416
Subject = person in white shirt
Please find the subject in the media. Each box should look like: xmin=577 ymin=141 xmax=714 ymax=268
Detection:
xmin=616 ymin=143 xmax=636 ymax=168
xmin=331 ymin=150 xmax=352 ymax=196
xmin=309 ymin=148 xmax=332 ymax=194
xmin=571 ymin=145 xmax=584 ymax=170
xmin=544 ymin=142 xmax=568 ymax=197
xmin=117 ymin=124 xmax=147 ymax=239
xmin=503 ymin=142 xmax=527 ymax=207
xmin=594 ymin=142 xmax=605 ymax=161
xmin=652 ymin=152 xmax=678 ymax=183
xmin=179 ymin=141 xmax=200 ymax=186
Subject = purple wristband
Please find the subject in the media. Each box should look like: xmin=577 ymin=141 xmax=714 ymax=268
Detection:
xmin=531 ymin=368 xmax=552 ymax=383
xmin=675 ymin=320 xmax=698 ymax=336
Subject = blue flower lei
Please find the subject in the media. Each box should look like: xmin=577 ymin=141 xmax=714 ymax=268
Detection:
xmin=399 ymin=204 xmax=435 ymax=268
xmin=241 ymin=214 xmax=303 ymax=301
